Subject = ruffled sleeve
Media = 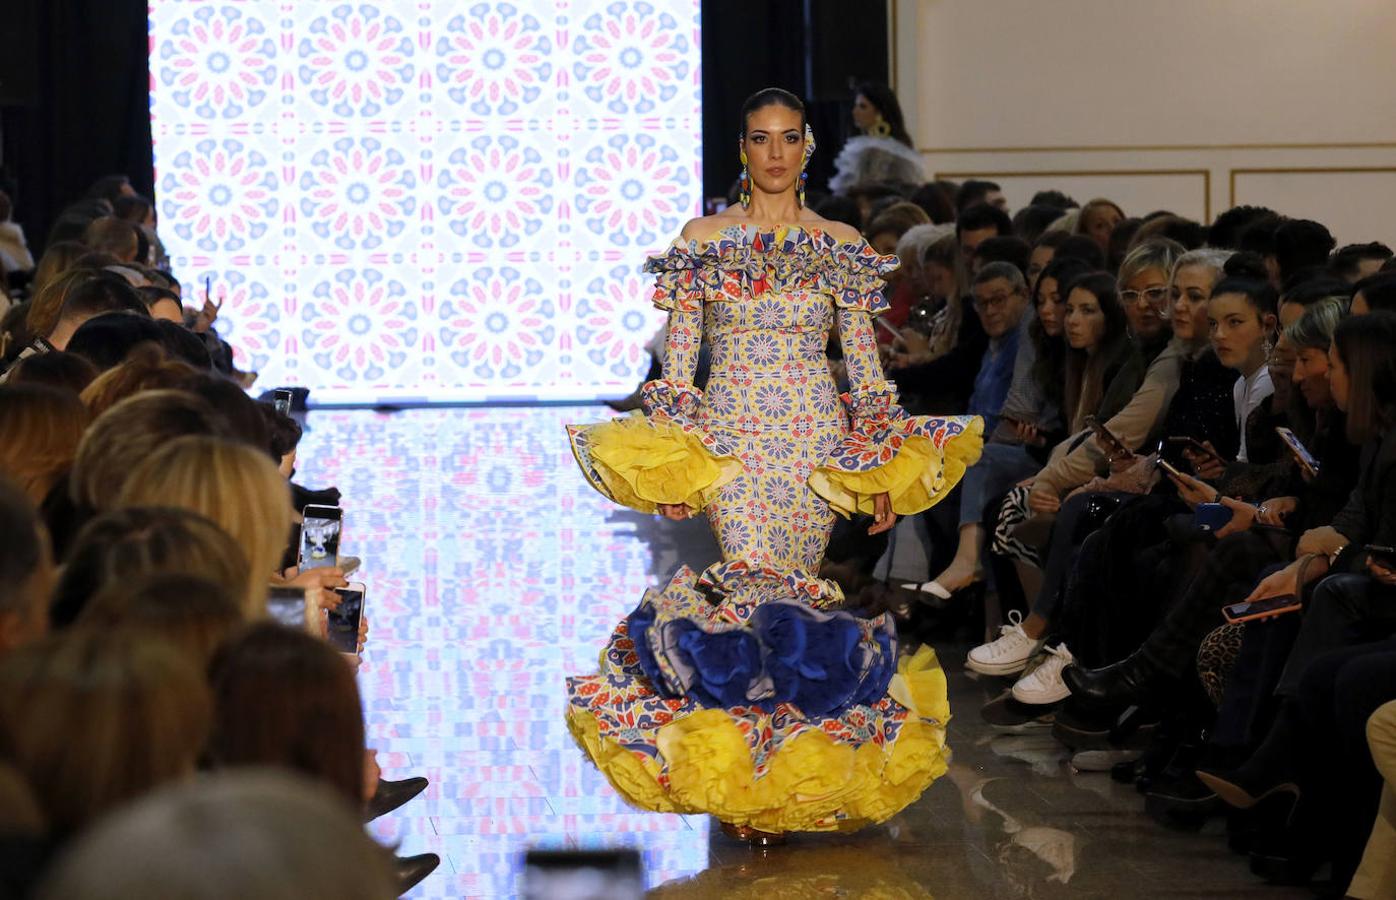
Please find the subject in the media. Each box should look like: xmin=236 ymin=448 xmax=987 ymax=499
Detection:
xmin=643 ymin=241 xmax=720 ymax=312
xmin=566 ymin=380 xmax=741 ymax=516
xmin=826 ymin=239 xmax=897 ymax=315
xmin=809 ymin=381 xmax=984 ymax=517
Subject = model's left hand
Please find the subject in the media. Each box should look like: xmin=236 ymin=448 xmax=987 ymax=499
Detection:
xmin=868 ymin=492 xmax=897 ymax=535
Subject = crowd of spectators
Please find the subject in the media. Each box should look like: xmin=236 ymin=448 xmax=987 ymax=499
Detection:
xmin=0 ymin=177 xmax=438 ymax=898
xmin=809 ymin=105 xmax=1396 ymax=895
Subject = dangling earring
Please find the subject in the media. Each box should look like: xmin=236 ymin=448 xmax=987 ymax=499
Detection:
xmin=871 ymin=115 xmax=892 ymax=139
xmin=797 ymin=124 xmax=816 ymax=208
xmin=738 ymin=143 xmax=751 ymax=209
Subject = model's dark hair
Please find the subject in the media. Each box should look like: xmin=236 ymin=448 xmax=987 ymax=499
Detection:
xmin=853 ymin=82 xmax=912 ymax=146
xmin=739 ymin=88 xmax=805 ymax=138
xmin=1334 ymin=311 xmax=1396 ymax=444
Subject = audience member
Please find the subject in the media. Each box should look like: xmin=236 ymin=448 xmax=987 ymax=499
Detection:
xmin=0 ymin=479 xmax=53 ymax=655
xmin=1075 ymin=198 xmax=1125 ymax=253
xmin=957 ymin=180 xmax=1007 ymax=214
xmin=5 ymin=351 xmax=98 ymax=394
xmin=0 ymin=384 xmax=88 ymax=505
xmin=1331 ymin=242 xmax=1393 ymax=282
xmin=957 ymin=202 xmax=1013 ymax=265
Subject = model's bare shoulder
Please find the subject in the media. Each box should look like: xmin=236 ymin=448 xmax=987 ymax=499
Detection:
xmin=800 ymin=212 xmax=863 ymax=245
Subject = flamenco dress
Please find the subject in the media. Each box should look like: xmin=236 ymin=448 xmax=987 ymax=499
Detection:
xmin=565 ymin=224 xmax=983 ymax=833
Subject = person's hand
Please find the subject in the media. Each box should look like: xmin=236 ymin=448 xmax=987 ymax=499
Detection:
xmin=1297 ymin=525 xmax=1347 ymax=559
xmin=1011 ymin=419 xmax=1042 ymax=446
xmin=1256 ymin=497 xmax=1298 ymax=527
xmin=1107 ymin=452 xmax=1139 ymax=475
xmin=1242 ymin=561 xmax=1302 ymax=605
xmin=1369 ymin=558 xmax=1396 ymax=586
xmin=1182 ymin=442 xmax=1226 ymax=480
xmin=657 ymin=503 xmax=690 ymax=521
xmin=1028 ymin=485 xmax=1060 ymax=515
xmin=897 ymin=329 xmax=930 ymax=356
xmin=868 ymin=492 xmax=897 ymax=535
xmin=1166 ymin=469 xmax=1217 ymax=510
xmin=1215 ymin=496 xmax=1259 ymax=538
xmin=362 ymin=748 xmax=381 ymax=804
xmin=193 ymin=293 xmax=223 ymax=333
xmin=280 ymin=566 xmax=346 ymax=612
xmin=1015 ymin=476 xmax=1036 ymax=489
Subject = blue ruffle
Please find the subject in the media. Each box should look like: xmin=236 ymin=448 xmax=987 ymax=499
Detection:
xmin=626 ymin=597 xmax=898 ymax=719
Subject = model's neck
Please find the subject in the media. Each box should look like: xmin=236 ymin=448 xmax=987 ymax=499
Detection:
xmin=744 ymin=191 xmax=801 ymax=226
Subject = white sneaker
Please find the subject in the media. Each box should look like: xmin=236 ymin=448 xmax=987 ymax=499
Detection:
xmin=967 ymin=610 xmax=1044 ymax=676
xmin=1011 ymin=644 xmax=1075 ymax=705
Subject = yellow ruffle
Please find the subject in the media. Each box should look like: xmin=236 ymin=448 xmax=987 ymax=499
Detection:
xmin=809 ymin=420 xmax=984 ymax=518
xmin=567 ymin=646 xmax=950 ymax=833
xmin=572 ymin=414 xmax=740 ymax=515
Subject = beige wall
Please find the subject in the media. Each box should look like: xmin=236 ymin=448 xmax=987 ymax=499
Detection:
xmin=891 ymin=0 xmax=1396 ymax=246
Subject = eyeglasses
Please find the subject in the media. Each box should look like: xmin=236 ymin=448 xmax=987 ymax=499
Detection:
xmin=1120 ymin=287 xmax=1170 ymax=306
xmin=973 ymin=291 xmax=1019 ymax=312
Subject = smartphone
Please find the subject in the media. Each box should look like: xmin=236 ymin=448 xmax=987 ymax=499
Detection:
xmin=522 ymin=849 xmax=642 ymax=900
xmin=327 ymin=582 xmax=366 ymax=654
xmin=1194 ymin=502 xmax=1234 ymax=532
xmin=1155 ymin=455 xmax=1189 ymax=481
xmin=1275 ymin=426 xmax=1320 ymax=477
xmin=1167 ymin=435 xmax=1225 ymax=464
xmin=272 ymin=388 xmax=294 ymax=417
xmin=299 ymin=505 xmax=342 ymax=571
xmin=1084 ymin=415 xmax=1130 ymax=461
xmin=1223 ymin=594 xmax=1303 ymax=624
xmin=267 ymin=586 xmax=311 ymax=631
xmin=1368 ymin=545 xmax=1396 ymax=569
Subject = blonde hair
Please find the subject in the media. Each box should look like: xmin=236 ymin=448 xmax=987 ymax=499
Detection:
xmin=70 ymin=389 xmax=226 ymax=510
xmin=0 ymin=384 xmax=90 ymax=504
xmin=0 ymin=630 xmax=211 ymax=836
xmin=115 ymin=436 xmax=291 ymax=616
xmin=79 ymin=343 xmax=198 ymax=420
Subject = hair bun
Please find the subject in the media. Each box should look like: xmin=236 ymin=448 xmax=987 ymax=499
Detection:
xmin=1223 ymin=250 xmax=1268 ymax=281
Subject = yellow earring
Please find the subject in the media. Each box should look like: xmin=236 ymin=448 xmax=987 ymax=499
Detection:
xmin=738 ymin=144 xmax=751 ymax=209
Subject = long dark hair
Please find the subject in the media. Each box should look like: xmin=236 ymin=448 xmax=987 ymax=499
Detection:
xmin=739 ymin=87 xmax=805 ymax=138
xmin=853 ymin=82 xmax=912 ymax=147
xmin=1334 ymin=311 xmax=1396 ymax=444
xmin=1030 ymin=257 xmax=1092 ymax=408
xmin=1063 ymin=271 xmax=1131 ymax=430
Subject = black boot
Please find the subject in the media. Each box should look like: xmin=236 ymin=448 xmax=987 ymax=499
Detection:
xmin=366 ymin=776 xmax=429 ymax=822
xmin=396 ymin=853 xmax=441 ymax=896
xmin=1062 ymin=651 xmax=1163 ymax=708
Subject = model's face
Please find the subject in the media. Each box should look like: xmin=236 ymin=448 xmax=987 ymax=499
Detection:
xmin=1064 ymin=287 xmax=1107 ymax=351
xmin=1121 ymin=266 xmax=1169 ymax=342
xmin=1035 ymin=276 xmax=1066 ymax=337
xmin=1328 ymin=340 xmax=1350 ymax=412
xmin=1292 ymin=345 xmax=1333 ymax=409
xmin=1208 ymin=292 xmax=1267 ymax=371
xmin=972 ymin=277 xmax=1027 ymax=338
xmin=741 ymin=106 xmax=805 ymax=198
xmin=1085 ymin=206 xmax=1122 ymax=251
xmin=852 ymin=94 xmax=879 ymax=131
xmin=1026 ymin=246 xmax=1054 ymax=294
xmin=1169 ymin=265 xmax=1214 ymax=341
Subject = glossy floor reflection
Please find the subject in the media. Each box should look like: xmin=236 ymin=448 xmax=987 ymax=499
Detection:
xmin=298 ymin=406 xmax=1307 ymax=899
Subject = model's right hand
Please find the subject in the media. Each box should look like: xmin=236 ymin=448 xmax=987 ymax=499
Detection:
xmin=657 ymin=503 xmax=690 ymax=521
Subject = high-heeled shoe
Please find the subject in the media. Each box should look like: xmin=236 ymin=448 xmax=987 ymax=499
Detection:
xmin=395 ymin=852 xmax=441 ymax=895
xmin=1194 ymin=768 xmax=1300 ymax=811
xmin=720 ymin=821 xmax=786 ymax=846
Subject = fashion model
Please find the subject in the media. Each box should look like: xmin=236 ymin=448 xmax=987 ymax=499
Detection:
xmin=566 ymin=88 xmax=982 ymax=838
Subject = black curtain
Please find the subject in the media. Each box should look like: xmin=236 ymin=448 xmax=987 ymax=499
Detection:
xmin=0 ymin=0 xmax=153 ymax=257
xmin=700 ymin=0 xmax=889 ymax=202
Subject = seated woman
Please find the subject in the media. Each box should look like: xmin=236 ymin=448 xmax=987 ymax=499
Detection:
xmin=901 ymin=256 xmax=1090 ymax=600
xmin=1063 ymin=297 xmax=1357 ymax=705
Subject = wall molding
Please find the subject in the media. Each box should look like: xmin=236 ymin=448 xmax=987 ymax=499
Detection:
xmin=930 ymin=168 xmax=1212 ymax=220
xmin=1228 ymin=166 xmax=1396 ymax=207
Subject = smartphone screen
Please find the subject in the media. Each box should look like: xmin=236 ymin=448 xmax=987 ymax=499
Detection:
xmin=272 ymin=388 xmax=294 ymax=417
xmin=1223 ymin=594 xmax=1302 ymax=624
xmin=327 ymin=583 xmax=365 ymax=654
xmin=522 ymin=849 xmax=642 ymax=900
xmin=1276 ymin=427 xmax=1320 ymax=475
xmin=267 ymin=586 xmax=310 ymax=631
xmin=299 ymin=506 xmax=342 ymax=571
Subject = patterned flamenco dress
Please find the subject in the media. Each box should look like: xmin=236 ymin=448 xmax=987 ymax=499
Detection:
xmin=566 ymin=224 xmax=983 ymax=833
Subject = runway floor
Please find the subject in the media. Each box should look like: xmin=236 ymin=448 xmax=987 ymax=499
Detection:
xmin=301 ymin=406 xmax=1309 ymax=898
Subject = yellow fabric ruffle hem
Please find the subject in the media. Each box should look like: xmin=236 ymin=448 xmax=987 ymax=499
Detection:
xmin=568 ymin=414 xmax=741 ymax=515
xmin=566 ymin=646 xmax=950 ymax=833
xmin=809 ymin=420 xmax=984 ymax=518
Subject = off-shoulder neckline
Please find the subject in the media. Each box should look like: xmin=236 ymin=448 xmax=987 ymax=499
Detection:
xmin=682 ymin=222 xmax=874 ymax=252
